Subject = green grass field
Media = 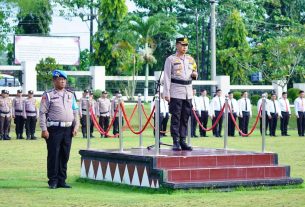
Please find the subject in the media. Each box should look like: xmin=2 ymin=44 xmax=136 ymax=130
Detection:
xmin=0 ymin=105 xmax=305 ymax=207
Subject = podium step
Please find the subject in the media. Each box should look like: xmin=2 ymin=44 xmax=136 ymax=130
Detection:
xmin=164 ymin=165 xmax=289 ymax=182
xmin=157 ymin=153 xmax=277 ymax=169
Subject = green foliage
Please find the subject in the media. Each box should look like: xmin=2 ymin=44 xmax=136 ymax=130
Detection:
xmin=79 ymin=49 xmax=91 ymax=71
xmin=35 ymin=57 xmax=61 ymax=91
xmin=218 ymin=10 xmax=252 ymax=84
xmin=254 ymin=36 xmax=305 ymax=88
xmin=92 ymin=89 xmax=102 ymax=100
xmin=16 ymin=0 xmax=53 ymax=34
xmin=221 ymin=10 xmax=249 ymax=49
xmin=92 ymin=0 xmax=128 ymax=74
xmin=233 ymin=91 xmax=242 ymax=100
xmin=288 ymin=88 xmax=301 ymax=102
xmin=250 ymin=94 xmax=261 ymax=105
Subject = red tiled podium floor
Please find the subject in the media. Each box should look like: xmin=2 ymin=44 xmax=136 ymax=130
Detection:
xmin=79 ymin=148 xmax=303 ymax=189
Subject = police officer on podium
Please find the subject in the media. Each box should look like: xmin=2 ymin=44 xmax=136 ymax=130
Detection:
xmin=163 ymin=37 xmax=198 ymax=151
xmin=39 ymin=69 xmax=79 ymax=189
xmin=12 ymin=89 xmax=25 ymax=139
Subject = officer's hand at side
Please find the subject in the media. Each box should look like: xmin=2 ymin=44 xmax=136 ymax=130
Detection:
xmin=41 ymin=130 xmax=49 ymax=139
xmin=164 ymin=96 xmax=170 ymax=102
xmin=72 ymin=129 xmax=78 ymax=137
xmin=191 ymin=71 xmax=198 ymax=80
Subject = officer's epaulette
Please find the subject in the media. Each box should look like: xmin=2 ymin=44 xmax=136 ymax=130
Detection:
xmin=43 ymin=89 xmax=54 ymax=95
xmin=186 ymin=54 xmax=194 ymax=60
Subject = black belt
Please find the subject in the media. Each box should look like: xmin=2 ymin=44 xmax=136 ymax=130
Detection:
xmin=26 ymin=110 xmax=36 ymax=113
xmin=0 ymin=111 xmax=9 ymax=114
xmin=171 ymin=79 xmax=192 ymax=85
xmin=82 ymin=109 xmax=87 ymax=111
xmin=15 ymin=110 xmax=23 ymax=113
xmin=100 ymin=111 xmax=109 ymax=115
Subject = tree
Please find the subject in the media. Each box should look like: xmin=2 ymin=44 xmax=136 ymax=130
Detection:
xmin=16 ymin=0 xmax=52 ymax=34
xmin=217 ymin=10 xmax=252 ymax=84
xmin=92 ymin=0 xmax=128 ymax=73
xmin=36 ymin=57 xmax=61 ymax=91
xmin=4 ymin=0 xmax=53 ymax=64
xmin=124 ymin=13 xmax=177 ymax=102
xmin=254 ymin=36 xmax=305 ymax=90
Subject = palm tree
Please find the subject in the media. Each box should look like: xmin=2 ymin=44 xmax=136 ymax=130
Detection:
xmin=125 ymin=13 xmax=176 ymax=102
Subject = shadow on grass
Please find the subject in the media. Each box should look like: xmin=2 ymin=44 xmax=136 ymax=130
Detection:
xmin=75 ymin=178 xmax=304 ymax=195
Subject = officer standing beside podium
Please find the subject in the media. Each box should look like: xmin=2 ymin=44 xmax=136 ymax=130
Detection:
xmin=39 ymin=69 xmax=79 ymax=189
xmin=163 ymin=37 xmax=198 ymax=151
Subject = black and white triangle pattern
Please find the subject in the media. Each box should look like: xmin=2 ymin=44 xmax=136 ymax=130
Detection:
xmin=80 ymin=159 xmax=159 ymax=188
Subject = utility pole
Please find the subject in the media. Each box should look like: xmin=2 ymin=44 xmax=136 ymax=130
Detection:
xmin=201 ymin=14 xmax=205 ymax=80
xmin=210 ymin=0 xmax=217 ymax=94
xmin=195 ymin=8 xmax=200 ymax=78
xmin=89 ymin=0 xmax=94 ymax=54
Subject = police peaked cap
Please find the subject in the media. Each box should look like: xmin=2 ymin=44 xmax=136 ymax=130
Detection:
xmin=52 ymin=69 xmax=67 ymax=79
xmin=1 ymin=90 xmax=9 ymax=94
xmin=176 ymin=37 xmax=189 ymax=45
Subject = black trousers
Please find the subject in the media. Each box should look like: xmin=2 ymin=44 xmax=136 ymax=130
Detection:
xmin=199 ymin=111 xmax=209 ymax=137
xmin=169 ymin=98 xmax=192 ymax=139
xmin=99 ymin=116 xmax=110 ymax=136
xmin=153 ymin=113 xmax=164 ymax=136
xmin=161 ymin=113 xmax=169 ymax=135
xmin=228 ymin=113 xmax=237 ymax=136
xmin=191 ymin=111 xmax=199 ymax=137
xmin=269 ymin=112 xmax=278 ymax=136
xmin=14 ymin=115 xmax=25 ymax=137
xmin=280 ymin=111 xmax=289 ymax=135
xmin=113 ymin=117 xmax=124 ymax=135
xmin=25 ymin=116 xmax=36 ymax=137
xmin=297 ymin=111 xmax=305 ymax=136
xmin=212 ymin=110 xmax=223 ymax=137
xmin=81 ymin=115 xmax=93 ymax=136
xmin=46 ymin=126 xmax=72 ymax=186
xmin=0 ymin=116 xmax=11 ymax=137
xmin=260 ymin=112 xmax=269 ymax=135
xmin=239 ymin=111 xmax=250 ymax=135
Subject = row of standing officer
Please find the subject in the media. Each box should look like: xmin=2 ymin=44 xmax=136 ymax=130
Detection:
xmin=0 ymin=89 xmax=38 ymax=140
xmin=257 ymin=90 xmax=305 ymax=137
xmin=191 ymin=90 xmax=305 ymax=137
xmin=78 ymin=89 xmax=123 ymax=138
xmin=191 ymin=89 xmax=251 ymax=137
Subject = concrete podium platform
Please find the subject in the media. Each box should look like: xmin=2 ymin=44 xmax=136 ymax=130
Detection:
xmin=79 ymin=148 xmax=303 ymax=189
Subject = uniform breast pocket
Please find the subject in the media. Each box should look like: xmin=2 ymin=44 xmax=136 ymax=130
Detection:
xmin=50 ymin=99 xmax=61 ymax=107
xmin=173 ymin=63 xmax=182 ymax=76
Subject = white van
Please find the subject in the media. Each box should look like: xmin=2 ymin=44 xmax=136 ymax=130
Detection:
xmin=0 ymin=74 xmax=22 ymax=94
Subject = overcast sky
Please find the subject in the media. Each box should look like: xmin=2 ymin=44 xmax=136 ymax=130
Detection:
xmin=49 ymin=0 xmax=137 ymax=50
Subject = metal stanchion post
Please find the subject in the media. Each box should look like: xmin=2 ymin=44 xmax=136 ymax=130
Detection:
xmin=224 ymin=95 xmax=229 ymax=150
xmin=262 ymin=94 xmax=266 ymax=152
xmin=86 ymin=97 xmax=90 ymax=149
xmin=187 ymin=116 xmax=192 ymax=146
xmin=154 ymin=95 xmax=160 ymax=155
xmin=138 ymin=94 xmax=143 ymax=148
xmin=118 ymin=94 xmax=124 ymax=152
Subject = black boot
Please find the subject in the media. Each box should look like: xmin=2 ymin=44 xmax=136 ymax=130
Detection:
xmin=180 ymin=137 xmax=193 ymax=151
xmin=0 ymin=135 xmax=2 ymax=140
xmin=20 ymin=134 xmax=24 ymax=139
xmin=31 ymin=134 xmax=37 ymax=140
xmin=26 ymin=134 xmax=31 ymax=140
xmin=172 ymin=137 xmax=181 ymax=151
xmin=3 ymin=134 xmax=10 ymax=140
